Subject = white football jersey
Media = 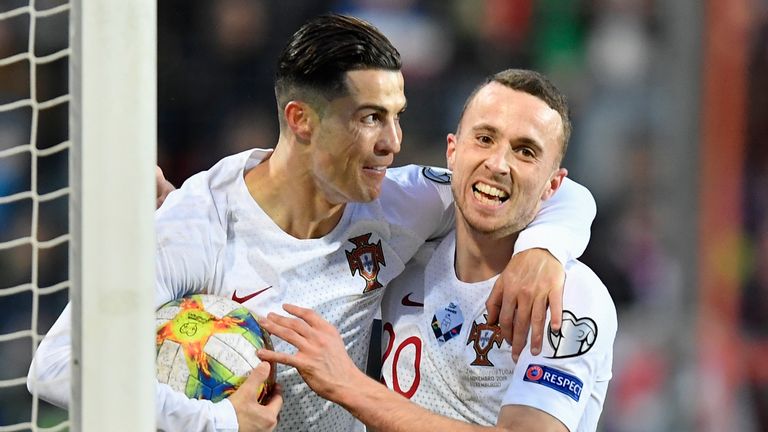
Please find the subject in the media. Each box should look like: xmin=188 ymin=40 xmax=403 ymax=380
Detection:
xmin=380 ymin=232 xmax=617 ymax=431
xmin=154 ymin=149 xmax=454 ymax=431
xmin=28 ymin=148 xmax=595 ymax=432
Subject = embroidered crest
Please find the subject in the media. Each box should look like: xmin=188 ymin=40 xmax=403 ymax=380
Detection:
xmin=421 ymin=166 xmax=452 ymax=184
xmin=547 ymin=310 xmax=597 ymax=359
xmin=345 ymin=233 xmax=386 ymax=293
xmin=431 ymin=302 xmax=464 ymax=345
xmin=466 ymin=314 xmax=504 ymax=366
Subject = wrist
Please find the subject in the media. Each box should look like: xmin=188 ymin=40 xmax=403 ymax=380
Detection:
xmin=332 ymin=367 xmax=379 ymax=410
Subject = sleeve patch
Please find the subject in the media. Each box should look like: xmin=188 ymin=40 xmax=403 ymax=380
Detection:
xmin=523 ymin=364 xmax=583 ymax=401
xmin=546 ymin=310 xmax=597 ymax=359
xmin=421 ymin=166 xmax=452 ymax=184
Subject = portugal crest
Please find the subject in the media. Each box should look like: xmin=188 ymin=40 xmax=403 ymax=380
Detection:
xmin=345 ymin=233 xmax=386 ymax=293
xmin=466 ymin=314 xmax=504 ymax=366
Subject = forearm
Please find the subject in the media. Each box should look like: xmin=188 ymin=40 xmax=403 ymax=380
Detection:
xmin=334 ymin=369 xmax=503 ymax=432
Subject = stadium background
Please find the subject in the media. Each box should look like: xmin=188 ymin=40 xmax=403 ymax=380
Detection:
xmin=1 ymin=0 xmax=766 ymax=430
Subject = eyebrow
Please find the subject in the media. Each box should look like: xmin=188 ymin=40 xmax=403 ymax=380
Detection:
xmin=472 ymin=123 xmax=545 ymax=154
xmin=515 ymin=137 xmax=544 ymax=155
xmin=357 ymin=101 xmax=408 ymax=114
xmin=471 ymin=123 xmax=500 ymax=135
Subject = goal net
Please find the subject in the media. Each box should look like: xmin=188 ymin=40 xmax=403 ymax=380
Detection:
xmin=1 ymin=1 xmax=155 ymax=430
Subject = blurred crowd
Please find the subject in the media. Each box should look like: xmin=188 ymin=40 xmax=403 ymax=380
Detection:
xmin=1 ymin=0 xmax=767 ymax=430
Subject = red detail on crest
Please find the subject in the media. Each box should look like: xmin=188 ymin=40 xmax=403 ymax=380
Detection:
xmin=345 ymin=233 xmax=386 ymax=293
xmin=466 ymin=314 xmax=504 ymax=366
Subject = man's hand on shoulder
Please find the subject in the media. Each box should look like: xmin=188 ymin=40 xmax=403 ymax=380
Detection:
xmin=228 ymin=362 xmax=283 ymax=432
xmin=486 ymin=248 xmax=565 ymax=361
xmin=156 ymin=166 xmax=176 ymax=209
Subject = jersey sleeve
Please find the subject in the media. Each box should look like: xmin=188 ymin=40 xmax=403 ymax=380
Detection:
xmin=27 ymin=304 xmax=240 ymax=432
xmin=27 ymin=170 xmax=235 ymax=431
xmin=500 ymin=262 xmax=617 ymax=431
xmin=382 ymin=166 xmax=455 ymax=241
xmin=156 ymin=383 xmax=239 ymax=432
xmin=154 ymin=171 xmax=227 ymax=307
xmin=513 ymin=177 xmax=596 ymax=264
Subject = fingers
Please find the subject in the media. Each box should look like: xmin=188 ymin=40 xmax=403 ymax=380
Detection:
xmin=264 ymin=383 xmax=283 ymax=412
xmin=261 ymin=311 xmax=311 ymax=349
xmin=528 ymin=295 xmax=548 ymax=357
xmin=548 ymin=284 xmax=564 ymax=333
xmin=155 ymin=165 xmax=176 ymax=209
xmin=240 ymin=362 xmax=283 ymax=416
xmin=510 ymin=294 xmax=531 ymax=362
xmin=230 ymin=362 xmax=278 ymax=425
xmin=497 ymin=298 xmax=516 ymax=348
xmin=282 ymin=304 xmax=338 ymax=334
xmin=257 ymin=348 xmax=297 ymax=368
xmin=485 ymin=280 xmax=504 ymax=326
xmin=240 ymin=362 xmax=272 ymax=390
xmin=155 ymin=166 xmax=165 ymax=183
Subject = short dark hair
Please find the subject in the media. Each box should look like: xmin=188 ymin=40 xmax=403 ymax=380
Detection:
xmin=459 ymin=69 xmax=572 ymax=161
xmin=275 ymin=14 xmax=402 ymax=120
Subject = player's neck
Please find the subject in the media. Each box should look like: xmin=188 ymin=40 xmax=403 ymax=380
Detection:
xmin=453 ymin=218 xmax=517 ymax=283
xmin=244 ymin=144 xmax=345 ymax=239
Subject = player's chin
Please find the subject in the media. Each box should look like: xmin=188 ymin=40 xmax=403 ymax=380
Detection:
xmin=357 ymin=188 xmax=381 ymax=202
xmin=464 ymin=211 xmax=512 ymax=235
xmin=356 ymin=179 xmax=384 ymax=202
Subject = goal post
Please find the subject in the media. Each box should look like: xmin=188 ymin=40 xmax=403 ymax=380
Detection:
xmin=70 ymin=0 xmax=156 ymax=430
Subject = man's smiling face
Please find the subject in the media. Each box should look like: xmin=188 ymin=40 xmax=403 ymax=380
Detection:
xmin=447 ymin=82 xmax=566 ymax=237
xmin=309 ymin=69 xmax=406 ymax=204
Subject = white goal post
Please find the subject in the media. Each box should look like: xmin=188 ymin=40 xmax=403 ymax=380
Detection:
xmin=0 ymin=0 xmax=156 ymax=430
xmin=69 ymin=0 xmax=156 ymax=430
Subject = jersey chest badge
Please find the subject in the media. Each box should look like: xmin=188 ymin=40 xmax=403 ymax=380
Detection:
xmin=431 ymin=302 xmax=464 ymax=345
xmin=466 ymin=314 xmax=504 ymax=366
xmin=345 ymin=233 xmax=386 ymax=293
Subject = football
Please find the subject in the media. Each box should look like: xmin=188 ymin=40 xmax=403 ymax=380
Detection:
xmin=155 ymin=294 xmax=275 ymax=403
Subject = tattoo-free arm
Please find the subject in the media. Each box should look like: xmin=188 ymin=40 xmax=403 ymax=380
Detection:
xmin=257 ymin=305 xmax=566 ymax=432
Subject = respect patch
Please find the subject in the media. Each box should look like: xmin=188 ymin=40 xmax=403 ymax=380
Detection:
xmin=523 ymin=364 xmax=583 ymax=401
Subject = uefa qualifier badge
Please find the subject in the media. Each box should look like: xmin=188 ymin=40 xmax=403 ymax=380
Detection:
xmin=431 ymin=301 xmax=464 ymax=345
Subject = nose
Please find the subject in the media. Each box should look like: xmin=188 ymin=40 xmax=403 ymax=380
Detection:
xmin=484 ymin=146 xmax=511 ymax=177
xmin=374 ymin=118 xmax=402 ymax=156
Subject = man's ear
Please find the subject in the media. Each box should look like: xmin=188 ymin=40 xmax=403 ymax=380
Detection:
xmin=284 ymin=101 xmax=316 ymax=142
xmin=541 ymin=167 xmax=568 ymax=201
xmin=446 ymin=133 xmax=457 ymax=171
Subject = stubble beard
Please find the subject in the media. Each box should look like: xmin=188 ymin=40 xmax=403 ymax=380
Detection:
xmin=456 ymin=194 xmax=538 ymax=239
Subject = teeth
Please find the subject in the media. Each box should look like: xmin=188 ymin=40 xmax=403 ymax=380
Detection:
xmin=474 ymin=182 xmax=509 ymax=199
xmin=473 ymin=189 xmax=502 ymax=205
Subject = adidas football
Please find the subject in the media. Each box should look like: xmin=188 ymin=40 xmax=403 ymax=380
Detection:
xmin=155 ymin=294 xmax=275 ymax=403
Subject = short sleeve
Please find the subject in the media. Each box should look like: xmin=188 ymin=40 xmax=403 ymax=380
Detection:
xmin=513 ymin=177 xmax=596 ymax=264
xmin=501 ymin=262 xmax=617 ymax=431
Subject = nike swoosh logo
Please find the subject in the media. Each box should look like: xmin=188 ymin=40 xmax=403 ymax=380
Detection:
xmin=401 ymin=292 xmax=424 ymax=307
xmin=231 ymin=286 xmax=272 ymax=304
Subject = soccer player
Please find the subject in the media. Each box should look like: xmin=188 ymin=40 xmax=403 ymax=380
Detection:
xmin=28 ymin=15 xmax=596 ymax=432
xmin=259 ymin=69 xmax=617 ymax=431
